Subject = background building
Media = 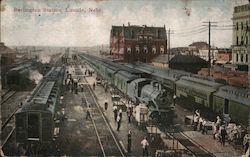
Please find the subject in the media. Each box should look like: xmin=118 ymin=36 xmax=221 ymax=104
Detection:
xmin=232 ymin=4 xmax=249 ymax=71
xmin=0 ymin=42 xmax=16 ymax=65
xmin=188 ymin=41 xmax=218 ymax=61
xmin=110 ymin=23 xmax=167 ymax=63
xmin=215 ymin=48 xmax=232 ymax=64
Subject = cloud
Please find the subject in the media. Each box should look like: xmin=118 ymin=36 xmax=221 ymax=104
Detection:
xmin=0 ymin=0 xmax=246 ymax=48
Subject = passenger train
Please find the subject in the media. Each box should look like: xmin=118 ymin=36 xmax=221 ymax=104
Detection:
xmin=79 ymin=53 xmax=174 ymax=123
xmin=15 ymin=66 xmax=65 ymax=146
xmin=78 ymin=52 xmax=250 ymax=127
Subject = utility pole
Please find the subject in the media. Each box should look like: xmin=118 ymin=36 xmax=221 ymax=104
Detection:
xmin=167 ymin=28 xmax=174 ymax=63
xmin=208 ymin=21 xmax=211 ymax=75
xmin=168 ymin=28 xmax=170 ymax=62
xmin=203 ymin=21 xmax=217 ymax=76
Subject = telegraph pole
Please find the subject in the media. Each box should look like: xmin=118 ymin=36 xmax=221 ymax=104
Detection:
xmin=208 ymin=21 xmax=211 ymax=75
xmin=203 ymin=21 xmax=217 ymax=76
xmin=168 ymin=28 xmax=170 ymax=61
xmin=167 ymin=28 xmax=174 ymax=63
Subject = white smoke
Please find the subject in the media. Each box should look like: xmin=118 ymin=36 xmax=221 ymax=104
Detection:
xmin=38 ymin=54 xmax=51 ymax=64
xmin=29 ymin=70 xmax=43 ymax=84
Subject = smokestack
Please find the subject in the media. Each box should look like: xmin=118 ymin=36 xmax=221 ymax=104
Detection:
xmin=128 ymin=22 xmax=130 ymax=26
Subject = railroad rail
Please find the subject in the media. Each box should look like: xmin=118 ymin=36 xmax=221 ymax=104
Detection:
xmin=1 ymin=90 xmax=16 ymax=105
xmin=76 ymin=66 xmax=125 ymax=157
xmin=169 ymin=131 xmax=215 ymax=157
xmin=1 ymin=128 xmax=16 ymax=148
xmin=1 ymin=91 xmax=29 ymax=152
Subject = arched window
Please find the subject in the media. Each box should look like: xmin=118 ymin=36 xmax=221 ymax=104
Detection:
xmin=127 ymin=47 xmax=131 ymax=54
xmin=152 ymin=47 xmax=156 ymax=54
xmin=160 ymin=46 xmax=164 ymax=54
xmin=143 ymin=46 xmax=148 ymax=53
xmin=136 ymin=45 xmax=140 ymax=53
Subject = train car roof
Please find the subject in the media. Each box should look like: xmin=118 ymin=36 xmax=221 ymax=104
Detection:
xmin=214 ymin=85 xmax=250 ymax=106
xmin=21 ymin=81 xmax=55 ymax=111
xmin=176 ymin=76 xmax=222 ymax=93
xmin=10 ymin=63 xmax=32 ymax=71
xmin=131 ymin=78 xmax=151 ymax=84
xmin=116 ymin=70 xmax=139 ymax=81
xmin=130 ymin=62 xmax=191 ymax=80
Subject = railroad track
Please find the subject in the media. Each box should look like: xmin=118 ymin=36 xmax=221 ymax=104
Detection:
xmin=1 ymin=90 xmax=16 ymax=105
xmin=1 ymin=91 xmax=29 ymax=152
xmin=76 ymin=66 xmax=125 ymax=157
xmin=1 ymin=127 xmax=16 ymax=149
xmin=169 ymin=131 xmax=215 ymax=157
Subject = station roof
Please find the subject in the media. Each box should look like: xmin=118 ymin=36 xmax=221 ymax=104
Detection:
xmin=169 ymin=55 xmax=207 ymax=64
xmin=128 ymin=62 xmax=191 ymax=80
xmin=152 ymin=54 xmax=174 ymax=64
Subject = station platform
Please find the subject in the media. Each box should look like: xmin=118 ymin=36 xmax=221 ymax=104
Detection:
xmin=183 ymin=131 xmax=243 ymax=157
xmin=174 ymin=102 xmax=245 ymax=157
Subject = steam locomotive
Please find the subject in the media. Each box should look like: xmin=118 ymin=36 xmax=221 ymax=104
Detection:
xmin=79 ymin=53 xmax=174 ymax=123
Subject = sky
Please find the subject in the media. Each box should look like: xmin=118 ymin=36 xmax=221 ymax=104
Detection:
xmin=0 ymin=0 xmax=249 ymax=48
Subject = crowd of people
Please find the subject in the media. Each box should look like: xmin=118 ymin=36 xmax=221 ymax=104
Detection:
xmin=192 ymin=109 xmax=249 ymax=155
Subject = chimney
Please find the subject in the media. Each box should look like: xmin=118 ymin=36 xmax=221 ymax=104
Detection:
xmin=128 ymin=22 xmax=130 ymax=26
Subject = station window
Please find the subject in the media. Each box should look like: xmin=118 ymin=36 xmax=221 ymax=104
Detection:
xmin=127 ymin=47 xmax=131 ymax=54
xmin=241 ymin=22 xmax=244 ymax=30
xmin=160 ymin=46 xmax=164 ymax=54
xmin=136 ymin=46 xmax=140 ymax=53
xmin=247 ymin=21 xmax=249 ymax=30
xmin=241 ymin=36 xmax=244 ymax=45
xmin=236 ymin=53 xmax=239 ymax=62
xmin=246 ymin=36 xmax=248 ymax=45
xmin=240 ymin=53 xmax=244 ymax=62
xmin=246 ymin=54 xmax=248 ymax=63
xmin=236 ymin=22 xmax=238 ymax=30
xmin=236 ymin=36 xmax=239 ymax=45
xmin=144 ymin=46 xmax=148 ymax=53
xmin=152 ymin=47 xmax=157 ymax=54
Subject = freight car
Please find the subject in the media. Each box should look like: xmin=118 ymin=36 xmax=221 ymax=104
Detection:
xmin=15 ymin=67 xmax=64 ymax=150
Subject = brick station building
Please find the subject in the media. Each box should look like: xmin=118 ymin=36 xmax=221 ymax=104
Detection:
xmin=110 ymin=23 xmax=167 ymax=63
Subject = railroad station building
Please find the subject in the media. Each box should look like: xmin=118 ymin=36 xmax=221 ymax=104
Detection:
xmin=110 ymin=23 xmax=167 ymax=63
xmin=232 ymin=4 xmax=249 ymax=71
